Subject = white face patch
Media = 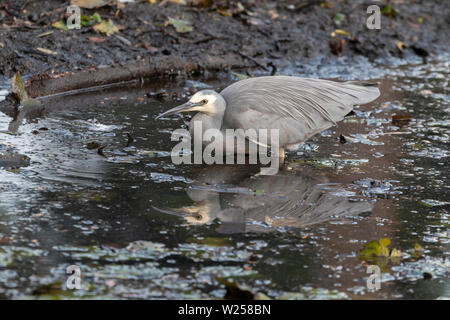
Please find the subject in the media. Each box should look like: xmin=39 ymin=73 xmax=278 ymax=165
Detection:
xmin=188 ymin=91 xmax=220 ymax=114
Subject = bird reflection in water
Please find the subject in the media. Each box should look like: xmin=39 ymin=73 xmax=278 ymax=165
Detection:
xmin=153 ymin=162 xmax=373 ymax=233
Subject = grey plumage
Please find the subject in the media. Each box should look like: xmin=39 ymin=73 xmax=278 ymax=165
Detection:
xmin=156 ymin=75 xmax=380 ymax=152
xmin=220 ymin=76 xmax=380 ymax=149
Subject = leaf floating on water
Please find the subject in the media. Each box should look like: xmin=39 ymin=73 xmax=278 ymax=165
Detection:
xmin=188 ymin=237 xmax=231 ymax=247
xmin=166 ymin=17 xmax=193 ymax=33
xmin=216 ymin=277 xmax=255 ymax=300
xmin=358 ymin=238 xmax=402 ymax=261
xmin=414 ymin=243 xmax=424 ymax=252
xmin=392 ymin=114 xmax=412 ymax=126
xmin=379 ymin=237 xmax=390 ymax=257
xmin=396 ymin=41 xmax=408 ymax=50
xmin=87 ymin=142 xmax=100 ymax=150
xmin=93 ymin=19 xmax=119 ymax=36
xmin=11 ymin=73 xmax=28 ymax=102
xmin=390 ymin=248 xmax=403 ymax=259
xmin=10 ymin=72 xmax=41 ymax=109
xmin=358 ymin=240 xmax=382 ymax=258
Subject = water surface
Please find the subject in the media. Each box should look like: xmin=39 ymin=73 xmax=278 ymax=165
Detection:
xmin=0 ymin=60 xmax=448 ymax=299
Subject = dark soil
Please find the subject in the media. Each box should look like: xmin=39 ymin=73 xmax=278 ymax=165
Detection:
xmin=0 ymin=0 xmax=448 ymax=80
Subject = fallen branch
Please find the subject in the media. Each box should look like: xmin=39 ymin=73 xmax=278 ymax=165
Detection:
xmin=0 ymin=53 xmax=248 ymax=113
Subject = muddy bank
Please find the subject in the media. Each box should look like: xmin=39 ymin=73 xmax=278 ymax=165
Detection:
xmin=1 ymin=0 xmax=448 ymax=77
xmin=0 ymin=0 xmax=448 ymax=101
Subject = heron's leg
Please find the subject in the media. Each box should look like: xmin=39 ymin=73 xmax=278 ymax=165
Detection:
xmin=279 ymin=147 xmax=285 ymax=163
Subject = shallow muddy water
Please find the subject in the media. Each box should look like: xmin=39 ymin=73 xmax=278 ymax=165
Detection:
xmin=0 ymin=59 xmax=448 ymax=299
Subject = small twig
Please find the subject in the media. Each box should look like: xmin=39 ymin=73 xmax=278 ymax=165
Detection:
xmin=234 ymin=50 xmax=268 ymax=71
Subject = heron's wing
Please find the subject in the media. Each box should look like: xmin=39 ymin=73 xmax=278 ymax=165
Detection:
xmin=220 ymin=76 xmax=380 ymax=146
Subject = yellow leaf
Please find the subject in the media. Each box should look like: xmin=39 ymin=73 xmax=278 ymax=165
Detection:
xmin=11 ymin=73 xmax=28 ymax=101
xmin=93 ymin=19 xmax=119 ymax=36
xmin=396 ymin=41 xmax=408 ymax=50
xmin=52 ymin=20 xmax=69 ymax=31
xmin=334 ymin=29 xmax=351 ymax=37
xmin=379 ymin=237 xmax=390 ymax=257
xmin=390 ymin=248 xmax=402 ymax=258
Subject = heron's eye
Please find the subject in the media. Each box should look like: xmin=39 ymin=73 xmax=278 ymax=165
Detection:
xmin=201 ymin=99 xmax=208 ymax=104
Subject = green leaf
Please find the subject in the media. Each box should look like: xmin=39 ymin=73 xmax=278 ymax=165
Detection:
xmin=91 ymin=12 xmax=102 ymax=23
xmin=231 ymin=72 xmax=249 ymax=80
xmin=381 ymin=5 xmax=399 ymax=18
xmin=358 ymin=240 xmax=381 ymax=259
xmin=333 ymin=13 xmax=346 ymax=25
xmin=167 ymin=17 xmax=193 ymax=33
xmin=379 ymin=237 xmax=390 ymax=257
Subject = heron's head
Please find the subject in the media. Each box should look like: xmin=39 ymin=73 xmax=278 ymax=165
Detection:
xmin=155 ymin=90 xmax=226 ymax=119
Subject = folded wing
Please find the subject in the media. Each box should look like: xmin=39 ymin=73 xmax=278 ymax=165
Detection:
xmin=221 ymin=76 xmax=380 ymax=147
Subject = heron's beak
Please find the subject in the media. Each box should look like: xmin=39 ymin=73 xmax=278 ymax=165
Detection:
xmin=155 ymin=101 xmax=202 ymax=119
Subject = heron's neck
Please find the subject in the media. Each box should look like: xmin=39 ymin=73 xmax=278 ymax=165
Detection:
xmin=189 ymin=112 xmax=224 ymax=138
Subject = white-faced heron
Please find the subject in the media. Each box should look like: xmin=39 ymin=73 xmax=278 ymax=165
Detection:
xmin=156 ymin=76 xmax=380 ymax=158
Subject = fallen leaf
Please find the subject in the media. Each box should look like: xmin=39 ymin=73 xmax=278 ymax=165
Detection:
xmin=37 ymin=47 xmax=57 ymax=55
xmin=10 ymin=72 xmax=41 ymax=108
xmin=93 ymin=19 xmax=119 ymax=36
xmin=11 ymin=72 xmax=28 ymax=101
xmin=71 ymin=0 xmax=107 ymax=9
xmin=396 ymin=41 xmax=408 ymax=50
xmin=392 ymin=114 xmax=412 ymax=126
xmin=333 ymin=13 xmax=345 ymax=25
xmin=88 ymin=36 xmax=105 ymax=42
xmin=381 ymin=5 xmax=399 ymax=18
xmin=52 ymin=19 xmax=69 ymax=31
xmin=334 ymin=29 xmax=351 ymax=37
xmin=37 ymin=31 xmax=54 ymax=38
xmin=167 ymin=17 xmax=193 ymax=33
xmin=216 ymin=277 xmax=255 ymax=300
xmin=390 ymin=248 xmax=402 ymax=258
xmin=216 ymin=8 xmax=232 ymax=17
xmin=414 ymin=243 xmax=424 ymax=252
